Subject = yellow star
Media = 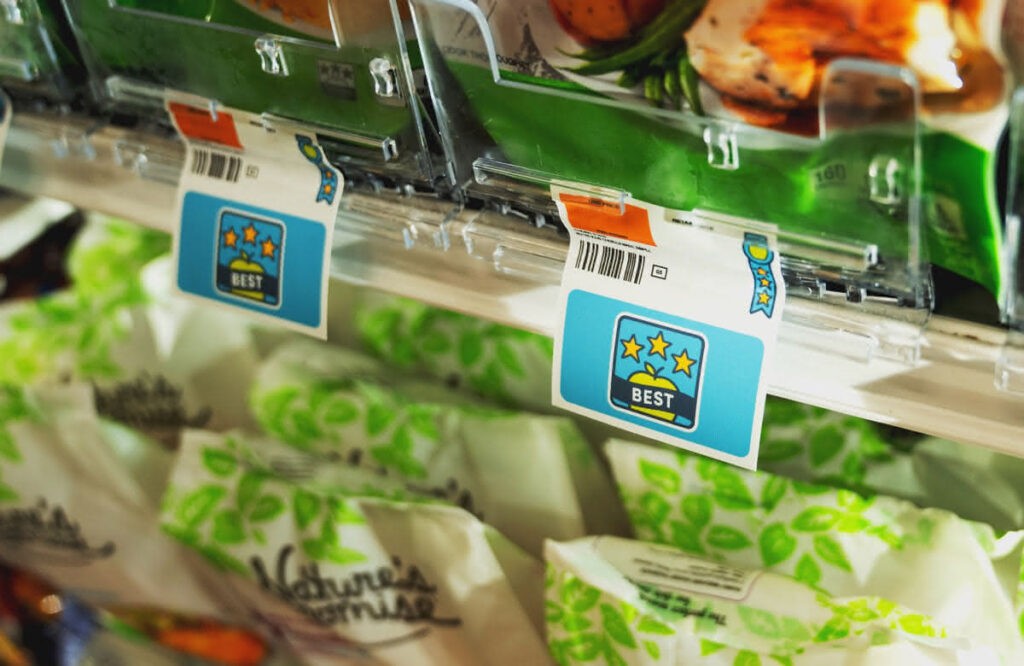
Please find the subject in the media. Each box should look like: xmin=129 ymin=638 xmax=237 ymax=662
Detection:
xmin=760 ymin=278 xmax=770 ymax=287
xmin=673 ymin=350 xmax=696 ymax=377
xmin=261 ymin=238 xmax=277 ymax=259
xmin=223 ymin=228 xmax=238 ymax=248
xmin=647 ymin=332 xmax=671 ymax=358
xmin=621 ymin=335 xmax=643 ymax=361
xmin=758 ymin=292 xmax=770 ymax=304
xmin=757 ymin=268 xmax=767 ymax=275
xmin=243 ymin=224 xmax=258 ymax=244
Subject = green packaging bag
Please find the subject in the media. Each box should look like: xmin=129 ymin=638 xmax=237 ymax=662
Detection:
xmin=0 ymin=217 xmax=263 ymax=441
xmin=250 ymin=339 xmax=628 ymax=555
xmin=413 ymin=0 xmax=1011 ymax=295
xmin=545 ymin=535 xmax=1021 ymax=664
xmin=604 ymin=438 xmax=1024 ymax=656
xmin=161 ymin=429 xmax=551 ymax=665
xmin=0 ymin=383 xmax=236 ymax=620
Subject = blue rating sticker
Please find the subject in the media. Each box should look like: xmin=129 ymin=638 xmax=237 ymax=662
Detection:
xmin=609 ymin=315 xmax=706 ymax=430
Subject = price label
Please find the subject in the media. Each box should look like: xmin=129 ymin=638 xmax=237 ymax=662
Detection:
xmin=0 ymin=91 xmax=12 ymax=175
xmin=551 ymin=188 xmax=784 ymax=469
xmin=168 ymin=99 xmax=341 ymax=338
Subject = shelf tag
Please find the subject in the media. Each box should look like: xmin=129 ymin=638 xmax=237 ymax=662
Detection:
xmin=551 ymin=187 xmax=785 ymax=469
xmin=168 ymin=98 xmax=341 ymax=338
xmin=0 ymin=91 xmax=11 ymax=174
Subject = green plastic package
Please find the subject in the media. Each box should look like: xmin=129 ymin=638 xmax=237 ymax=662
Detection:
xmin=604 ymin=437 xmax=1024 ymax=657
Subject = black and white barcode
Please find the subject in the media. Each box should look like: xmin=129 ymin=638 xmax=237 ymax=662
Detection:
xmin=574 ymin=239 xmax=644 ymax=285
xmin=191 ymin=148 xmax=242 ymax=183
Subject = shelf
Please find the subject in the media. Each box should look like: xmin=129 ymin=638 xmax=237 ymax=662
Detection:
xmin=2 ymin=110 xmax=1023 ymax=457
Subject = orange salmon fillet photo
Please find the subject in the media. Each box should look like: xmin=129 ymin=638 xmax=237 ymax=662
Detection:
xmin=686 ymin=0 xmax=961 ymax=110
xmin=550 ymin=0 xmax=667 ymax=43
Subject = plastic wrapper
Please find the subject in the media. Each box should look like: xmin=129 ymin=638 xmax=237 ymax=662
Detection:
xmin=545 ymin=535 xmax=1021 ymax=664
xmin=604 ymin=437 xmax=1024 ymax=656
xmin=161 ymin=429 xmax=551 ymax=665
xmin=249 ymin=339 xmax=627 ymax=556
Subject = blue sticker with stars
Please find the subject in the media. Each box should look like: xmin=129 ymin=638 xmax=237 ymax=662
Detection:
xmin=178 ymin=191 xmax=325 ymax=327
xmin=560 ymin=289 xmax=764 ymax=458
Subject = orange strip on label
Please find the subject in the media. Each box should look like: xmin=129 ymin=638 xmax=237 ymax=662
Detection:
xmin=169 ymin=102 xmax=243 ymax=150
xmin=559 ymin=193 xmax=655 ymax=247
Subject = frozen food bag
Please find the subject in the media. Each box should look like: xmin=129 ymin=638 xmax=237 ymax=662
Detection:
xmin=545 ymin=535 xmax=1021 ymax=665
xmin=0 ymin=217 xmax=262 ymax=440
xmin=250 ymin=339 xmax=628 ymax=555
xmin=415 ymin=0 xmax=1011 ymax=294
xmin=353 ymin=290 xmax=554 ymax=412
xmin=604 ymin=438 xmax=1024 ymax=656
xmin=0 ymin=383 xmax=235 ymax=621
xmin=160 ymin=429 xmax=551 ymax=666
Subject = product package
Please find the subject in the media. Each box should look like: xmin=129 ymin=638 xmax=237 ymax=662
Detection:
xmin=0 ymin=0 xmax=85 ymax=103
xmin=546 ymin=535 xmax=1021 ymax=664
xmin=161 ymin=429 xmax=551 ymax=665
xmin=61 ymin=0 xmax=432 ymax=180
xmin=408 ymin=0 xmax=1013 ymax=299
xmin=250 ymin=339 xmax=628 ymax=555
xmin=604 ymin=437 xmax=1024 ymax=655
xmin=0 ymin=383 xmax=237 ymax=622
xmin=0 ymin=217 xmax=263 ymax=440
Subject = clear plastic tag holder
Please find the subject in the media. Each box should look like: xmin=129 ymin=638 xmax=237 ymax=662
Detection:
xmin=999 ymin=87 xmax=1024 ymax=392
xmin=62 ymin=0 xmax=434 ymax=180
xmin=408 ymin=0 xmax=928 ymax=323
xmin=0 ymin=0 xmax=75 ymax=100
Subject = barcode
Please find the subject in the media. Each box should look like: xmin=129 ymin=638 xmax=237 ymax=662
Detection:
xmin=191 ymin=148 xmax=242 ymax=183
xmin=574 ymin=239 xmax=645 ymax=285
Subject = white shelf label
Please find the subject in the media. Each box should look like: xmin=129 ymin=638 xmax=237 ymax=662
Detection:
xmin=168 ymin=99 xmax=341 ymax=338
xmin=551 ymin=188 xmax=785 ymax=469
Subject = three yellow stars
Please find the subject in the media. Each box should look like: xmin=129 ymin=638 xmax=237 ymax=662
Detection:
xmin=621 ymin=331 xmax=697 ymax=377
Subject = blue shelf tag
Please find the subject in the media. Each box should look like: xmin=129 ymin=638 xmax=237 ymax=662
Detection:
xmin=551 ymin=189 xmax=785 ymax=469
xmin=168 ymin=101 xmax=341 ymax=338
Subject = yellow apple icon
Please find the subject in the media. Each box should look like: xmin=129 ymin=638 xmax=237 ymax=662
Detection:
xmin=627 ymin=362 xmax=678 ymax=422
xmin=229 ymin=252 xmax=265 ymax=301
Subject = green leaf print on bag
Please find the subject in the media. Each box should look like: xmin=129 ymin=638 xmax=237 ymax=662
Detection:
xmin=236 ymin=471 xmax=264 ymax=513
xmin=639 ymin=492 xmax=672 ymax=526
xmin=813 ymin=535 xmax=852 ymax=572
xmin=202 ymin=447 xmax=238 ymax=477
xmin=794 ymin=554 xmax=822 ymax=587
xmin=561 ymin=576 xmax=601 ymax=614
xmin=707 ymin=526 xmax=753 ymax=550
xmin=670 ymin=521 xmax=705 ymax=555
xmin=600 ymin=604 xmax=637 ymax=648
xmin=809 ymin=425 xmax=844 ymax=467
xmin=759 ymin=523 xmax=796 ymax=567
xmin=760 ymin=477 xmax=787 ymax=512
xmin=738 ymin=605 xmax=783 ymax=639
xmin=639 ymin=459 xmax=681 ymax=494
xmin=565 ymin=633 xmax=602 ymax=661
xmin=249 ymin=495 xmax=285 ymax=522
xmin=711 ymin=469 xmax=756 ymax=510
xmin=682 ymin=495 xmax=712 ymax=529
xmin=791 ymin=507 xmax=841 ymax=533
xmin=175 ymin=485 xmax=227 ymax=528
xmin=212 ymin=510 xmax=246 ymax=544
xmin=733 ymin=650 xmax=762 ymax=666
xmin=636 ymin=616 xmax=674 ymax=635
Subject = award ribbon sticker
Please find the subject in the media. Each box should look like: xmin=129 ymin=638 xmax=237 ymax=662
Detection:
xmin=552 ymin=188 xmax=785 ymax=469
xmin=168 ymin=98 xmax=341 ymax=338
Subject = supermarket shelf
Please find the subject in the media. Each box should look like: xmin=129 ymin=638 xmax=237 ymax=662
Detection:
xmin=2 ymin=111 xmax=1024 ymax=457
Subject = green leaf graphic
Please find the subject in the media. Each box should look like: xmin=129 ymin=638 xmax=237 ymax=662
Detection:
xmin=759 ymin=523 xmax=796 ymax=567
xmin=0 ymin=432 xmax=21 ymax=462
xmin=565 ymin=633 xmax=602 ymax=661
xmin=366 ymin=404 xmax=395 ymax=436
xmin=738 ymin=606 xmax=782 ymax=639
xmin=236 ymin=471 xmax=264 ymax=512
xmin=682 ymin=495 xmax=712 ymax=528
xmin=815 ymin=616 xmax=850 ymax=642
xmin=294 ymin=489 xmax=320 ymax=529
xmin=758 ymin=439 xmax=803 ymax=462
xmin=734 ymin=650 xmax=762 ymax=666
xmin=792 ymin=481 xmax=830 ymax=496
xmin=201 ymin=447 xmax=237 ymax=477
xmin=249 ymin=495 xmax=285 ymax=523
xmin=562 ymin=615 xmax=592 ymax=632
xmin=322 ymin=398 xmax=359 ymax=425
xmin=324 ymin=544 xmax=367 ymax=565
xmin=329 ymin=498 xmax=366 ymax=524
xmin=212 ymin=510 xmax=246 ymax=544
xmin=639 ymin=459 xmax=681 ymax=494
xmin=560 ymin=577 xmax=600 ymax=614
xmin=545 ymin=601 xmax=563 ymax=623
xmin=643 ymin=641 xmax=661 ymax=660
xmin=712 ymin=469 xmax=756 ymax=510
xmin=836 ymin=515 xmax=870 ymax=533
xmin=814 ymin=535 xmax=852 ymax=572
xmin=175 ymin=485 xmax=226 ymax=528
xmin=779 ymin=617 xmax=812 ymax=641
xmin=707 ymin=525 xmax=753 ymax=550
xmin=458 ymin=331 xmax=484 ymax=367
xmin=198 ymin=544 xmax=248 ymax=575
xmin=602 ymin=641 xmax=627 ymax=666
xmin=637 ymin=616 xmax=674 ymax=635
xmin=700 ymin=639 xmax=726 ymax=656
xmin=794 ymin=554 xmax=821 ymax=587
xmin=670 ymin=521 xmax=705 ymax=555
xmin=760 ymin=476 xmax=788 ymax=512
xmin=809 ymin=425 xmax=844 ymax=467
xmin=695 ymin=457 xmax=719 ymax=481
xmin=496 ymin=342 xmax=526 ymax=378
xmin=302 ymin=538 xmax=327 ymax=561
xmin=0 ymin=483 xmax=18 ymax=502
xmin=600 ymin=604 xmax=636 ymax=648
xmin=639 ymin=492 xmax=672 ymax=526
xmin=791 ymin=507 xmax=841 ymax=532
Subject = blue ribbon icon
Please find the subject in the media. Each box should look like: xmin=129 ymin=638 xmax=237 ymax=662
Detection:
xmin=743 ymin=233 xmax=778 ymax=318
xmin=296 ymin=135 xmax=340 ymax=205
